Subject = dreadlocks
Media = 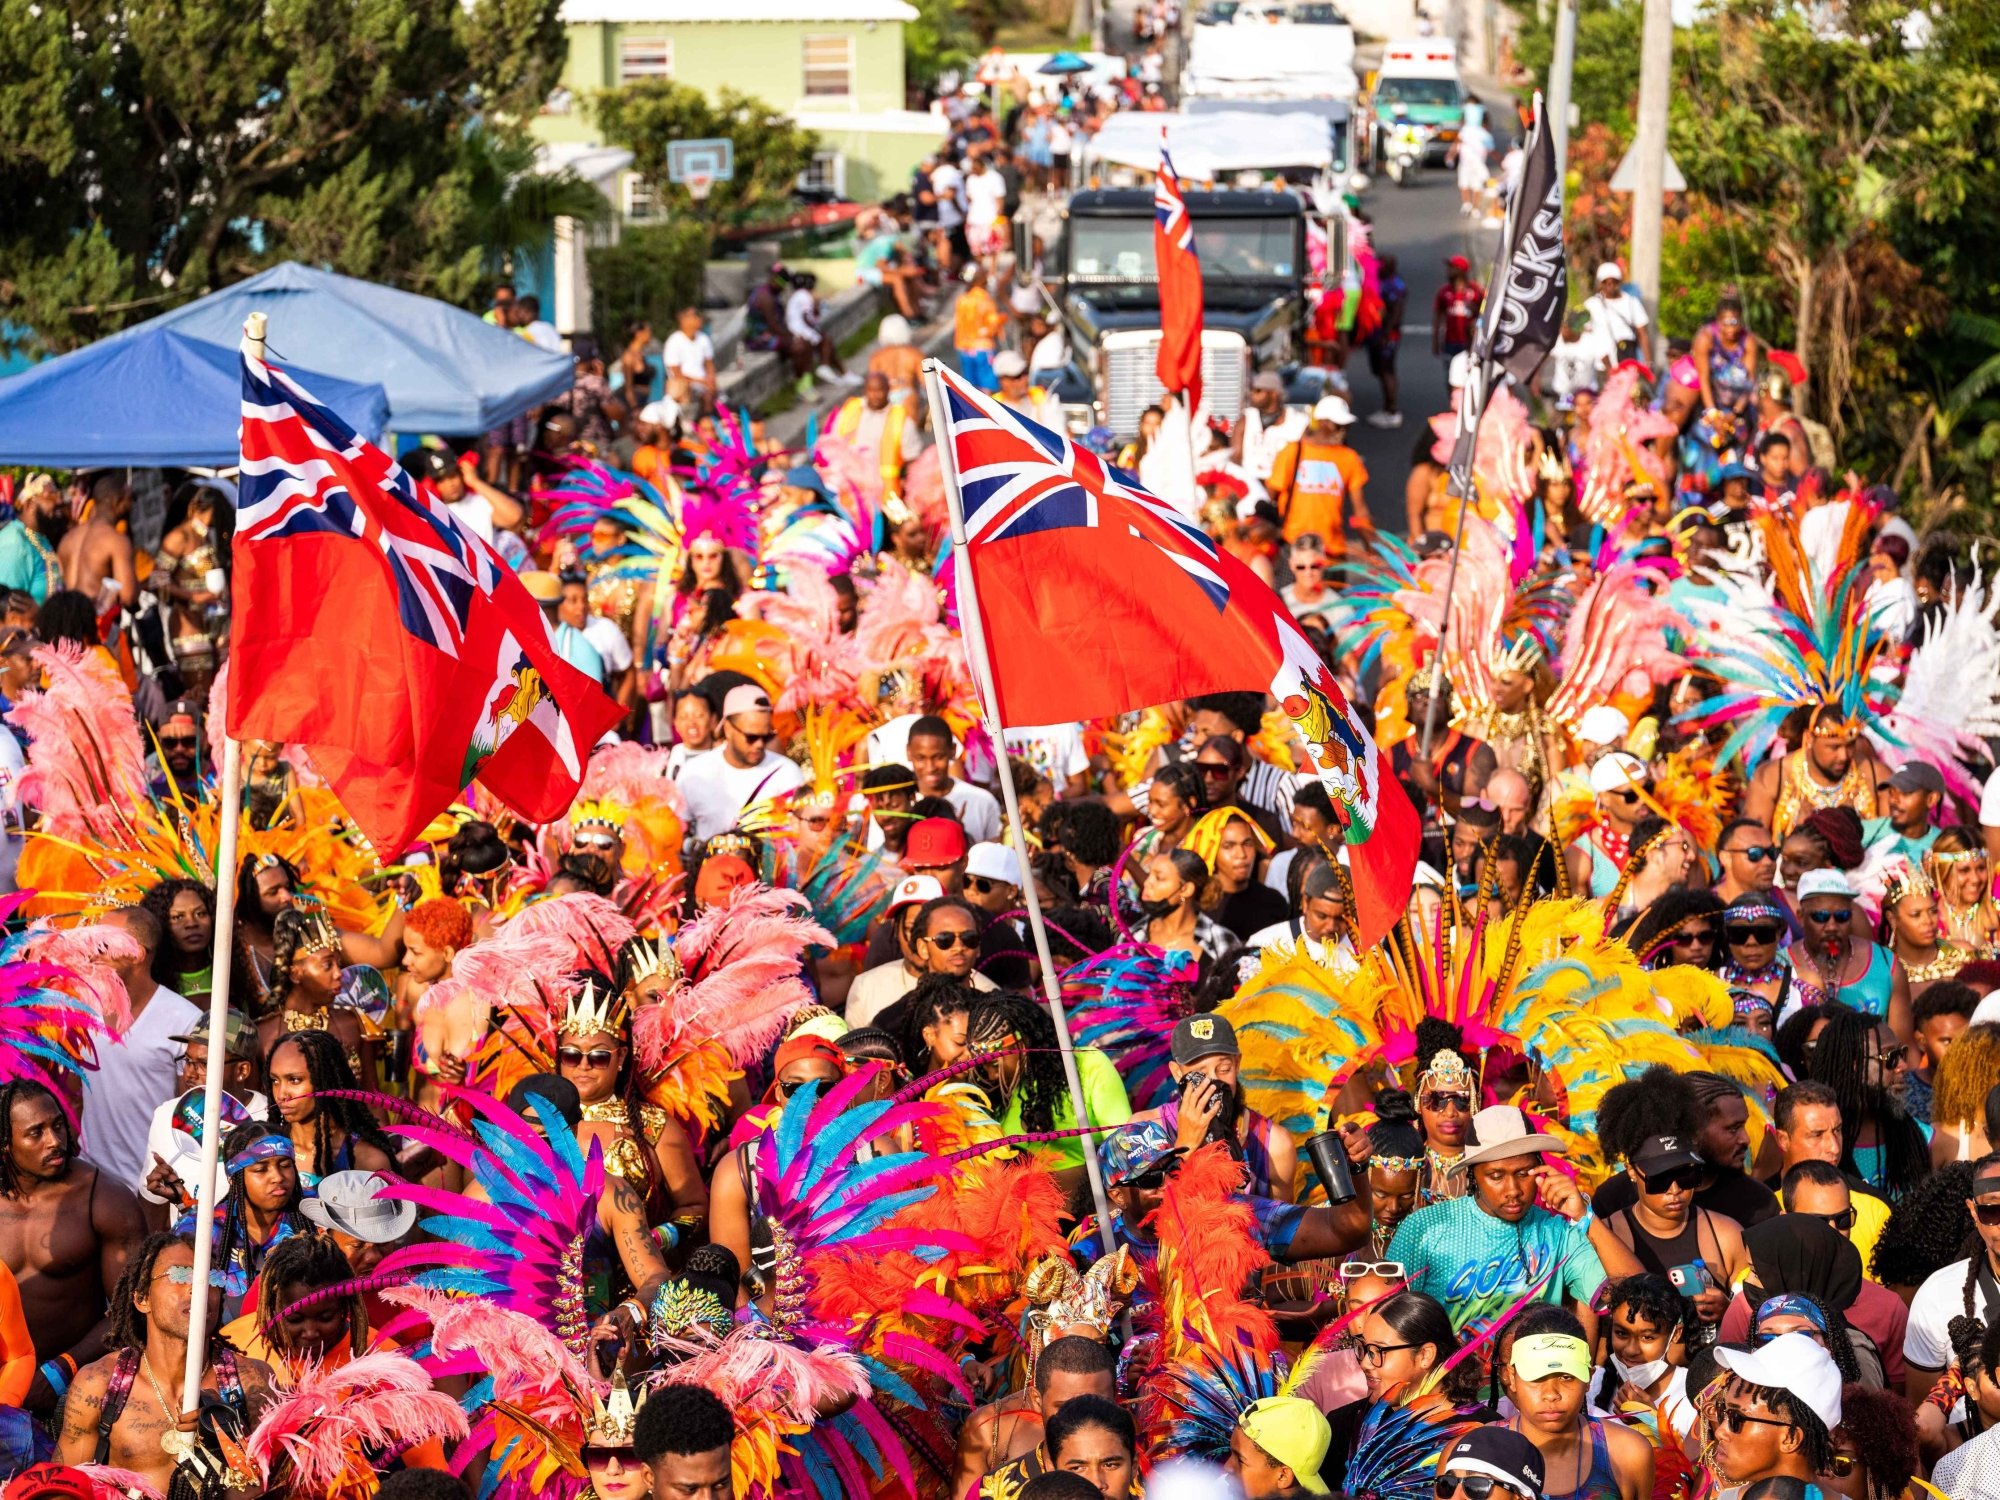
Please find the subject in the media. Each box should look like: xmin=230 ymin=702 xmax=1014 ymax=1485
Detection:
xmin=967 ymin=992 xmax=1067 ymax=1135
xmin=1803 ymin=1007 xmax=1932 ymax=1202
xmin=257 ymin=1229 xmax=367 ymax=1360
xmin=108 ymin=1231 xmax=206 ymax=1352
xmin=0 ymin=1076 xmax=73 ymax=1200
xmin=262 ymin=1029 xmax=402 ymax=1179
xmin=201 ymin=1121 xmax=305 ymax=1305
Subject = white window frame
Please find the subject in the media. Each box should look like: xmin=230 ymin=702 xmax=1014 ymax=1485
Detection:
xmin=617 ymin=36 xmax=673 ymax=83
xmin=623 ymin=172 xmax=662 ymax=222
xmin=798 ymin=150 xmax=846 ymax=195
xmin=802 ymin=33 xmax=856 ymax=100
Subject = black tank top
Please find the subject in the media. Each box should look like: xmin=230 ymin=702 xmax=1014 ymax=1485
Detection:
xmin=1617 ymin=1206 xmax=1708 ymax=1279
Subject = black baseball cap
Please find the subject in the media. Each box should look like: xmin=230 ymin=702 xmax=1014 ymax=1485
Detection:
xmin=1443 ymin=1426 xmax=1546 ymax=1500
xmin=1630 ymin=1132 xmax=1704 ymax=1177
xmin=1170 ymin=1014 xmax=1239 ymax=1067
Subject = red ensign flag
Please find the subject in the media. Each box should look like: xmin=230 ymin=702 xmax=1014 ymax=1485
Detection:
xmin=1154 ymin=146 xmax=1204 ymax=413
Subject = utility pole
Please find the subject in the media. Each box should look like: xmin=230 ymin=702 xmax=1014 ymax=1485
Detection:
xmin=1546 ymin=0 xmax=1579 ymax=182
xmin=1628 ymin=0 xmax=1673 ymax=362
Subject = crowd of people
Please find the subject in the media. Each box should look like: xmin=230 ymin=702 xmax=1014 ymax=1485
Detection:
xmin=0 ymin=282 xmax=1998 ymax=1500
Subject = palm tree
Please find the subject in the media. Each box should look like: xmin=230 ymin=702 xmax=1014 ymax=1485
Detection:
xmin=459 ymin=124 xmax=612 ymax=281
xmin=1945 ymin=311 xmax=2000 ymax=415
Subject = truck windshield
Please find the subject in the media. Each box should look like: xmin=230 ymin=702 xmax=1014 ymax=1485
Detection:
xmin=1069 ymin=215 xmax=1298 ymax=279
xmin=1376 ymin=77 xmax=1462 ymax=109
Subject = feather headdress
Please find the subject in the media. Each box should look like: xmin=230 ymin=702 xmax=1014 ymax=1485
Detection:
xmin=1879 ymin=560 xmax=2000 ymax=805
xmin=0 ymin=892 xmax=132 ymax=1099
xmin=244 ymin=1349 xmax=467 ymax=1500
xmin=1061 ymin=944 xmax=1203 ymax=1112
xmin=1575 ymin=367 xmax=1677 ymax=526
xmin=737 ymin=566 xmax=863 ymax=713
xmin=1545 ymin=559 xmax=1689 ymax=734
xmin=10 ymin=640 xmax=150 ymax=843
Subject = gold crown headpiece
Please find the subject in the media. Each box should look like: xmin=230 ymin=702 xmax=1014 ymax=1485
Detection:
xmin=1882 ymin=861 xmax=1935 ymax=909
xmin=1495 ymin=632 xmax=1547 ymax=678
xmin=1416 ymin=1048 xmax=1474 ymax=1096
xmin=704 ymin=831 xmax=757 ymax=860
xmin=1020 ymin=1248 xmax=1136 ymax=1384
xmin=561 ymin=976 xmax=627 ymax=1038
xmin=586 ymin=1369 xmax=646 ymax=1447
xmin=622 ymin=935 xmax=685 ymax=993
xmin=293 ymin=907 xmax=340 ymax=955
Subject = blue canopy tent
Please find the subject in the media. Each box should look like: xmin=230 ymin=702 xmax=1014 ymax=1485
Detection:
xmin=0 ymin=326 xmax=388 ymax=469
xmin=81 ymin=261 xmax=574 ymax=436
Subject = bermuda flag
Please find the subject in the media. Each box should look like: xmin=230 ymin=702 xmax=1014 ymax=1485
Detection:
xmin=232 ymin=342 xmax=623 ymax=854
xmin=1154 ymin=146 xmax=1204 ymax=412
xmin=935 ymin=363 xmax=1418 ymax=949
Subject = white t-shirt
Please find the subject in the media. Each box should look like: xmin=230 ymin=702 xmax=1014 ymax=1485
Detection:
xmin=141 ymin=1088 xmax=272 ymax=1204
xmin=1005 ymin=722 xmax=1090 ymax=792
xmin=663 ymin=330 xmax=715 ymax=384
xmin=965 ymin=170 xmax=1007 ymax=227
xmin=1584 ymin=290 xmax=1652 ymax=351
xmin=1903 ymin=1257 xmax=2000 ymax=1371
xmin=523 ymin=320 xmax=564 ymax=353
xmin=581 ymin=615 xmax=633 ymax=674
xmin=930 ymin=164 xmax=966 ymax=228
xmin=785 ymin=288 xmax=820 ymax=342
xmin=1030 ymin=326 xmax=1069 ymax=374
xmin=677 ymin=748 xmax=804 ymax=842
xmin=1980 ymin=765 xmax=2000 ymax=829
xmin=448 ymin=494 xmax=496 ymax=545
xmin=1546 ymin=329 xmax=1614 ymax=401
xmin=846 ymin=961 xmax=996 ymax=1028
xmin=944 ymin=777 xmax=1003 ymax=842
xmin=1241 ymin=407 xmax=1309 ymax=484
xmin=82 ymin=985 xmax=203 ymax=1188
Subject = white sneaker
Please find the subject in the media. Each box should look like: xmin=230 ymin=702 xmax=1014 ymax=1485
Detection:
xmin=837 ymin=369 xmax=863 ymax=386
xmin=814 ymin=363 xmax=843 ymax=384
xmin=1366 ymin=410 xmax=1403 ymax=428
xmin=1460 ymin=202 xmax=1473 ymax=216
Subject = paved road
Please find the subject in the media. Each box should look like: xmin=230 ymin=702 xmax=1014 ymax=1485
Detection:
xmin=1340 ymin=163 xmax=1505 ymax=534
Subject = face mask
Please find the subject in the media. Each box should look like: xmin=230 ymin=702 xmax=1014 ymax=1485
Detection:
xmin=1140 ymin=894 xmax=1181 ymax=920
xmin=1610 ymin=1353 xmax=1669 ymax=1390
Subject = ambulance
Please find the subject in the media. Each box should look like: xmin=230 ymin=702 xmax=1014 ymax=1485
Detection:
xmin=1363 ymin=38 xmax=1466 ymax=168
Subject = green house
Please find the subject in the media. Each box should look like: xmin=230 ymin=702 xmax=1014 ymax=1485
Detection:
xmin=534 ymin=0 xmax=949 ymax=212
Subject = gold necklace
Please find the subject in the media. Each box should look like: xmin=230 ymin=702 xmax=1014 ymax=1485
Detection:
xmin=141 ymin=1352 xmax=197 ymax=1463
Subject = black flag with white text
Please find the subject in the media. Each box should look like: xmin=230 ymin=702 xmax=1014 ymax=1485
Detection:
xmin=1484 ymin=94 xmax=1567 ymax=384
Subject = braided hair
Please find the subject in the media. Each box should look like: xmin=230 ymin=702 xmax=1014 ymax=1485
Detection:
xmin=901 ymin=972 xmax=979 ymax=1073
xmin=1622 ymin=887 xmax=1725 ymax=970
xmin=262 ymin=1029 xmax=402 ymax=1179
xmin=1870 ymin=1160 xmax=1974 ymax=1291
xmin=257 ymin=1229 xmax=366 ymax=1360
xmin=1150 ymin=762 xmax=1208 ymax=820
xmin=209 ymin=1121 xmax=306 ymax=1296
xmin=108 ymin=1231 xmax=207 ymax=1352
xmin=234 ymin=853 xmax=303 ymax=945
xmin=269 ymin=905 xmax=339 ymax=1009
xmin=1802 ymin=1006 xmax=1932 ymax=1200
xmin=1962 ymin=1150 xmax=2000 ymax=1321
xmin=0 ymin=1076 xmax=73 ymax=1200
xmin=1367 ymin=1089 xmax=1424 ymax=1160
xmin=967 ymin=992 xmax=1068 ymax=1134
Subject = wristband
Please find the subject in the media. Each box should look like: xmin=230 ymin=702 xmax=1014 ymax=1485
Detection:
xmin=617 ymin=1297 xmax=648 ymax=1330
xmin=39 ymin=1359 xmax=69 ymax=1400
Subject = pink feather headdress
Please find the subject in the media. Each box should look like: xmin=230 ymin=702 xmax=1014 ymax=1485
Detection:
xmin=11 ymin=640 xmax=149 ymax=842
xmin=1545 ymin=559 xmax=1689 ymax=732
xmin=244 ymin=1349 xmax=467 ymax=1499
xmin=738 ymin=564 xmax=863 ymax=712
xmin=632 ymin=882 xmax=831 ymax=1076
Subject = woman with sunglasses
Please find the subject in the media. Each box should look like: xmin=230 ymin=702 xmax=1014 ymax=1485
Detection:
xmin=1411 ymin=1039 xmax=1475 ymax=1205
xmin=1603 ymin=1133 xmax=1750 ymax=1336
xmin=1786 ymin=871 xmax=1911 ymax=1042
xmin=1320 ymin=1289 xmax=1492 ymax=1499
xmin=1499 ymin=1303 xmax=1655 ymax=1500
xmin=1720 ymin=895 xmax=1795 ymax=1024
xmin=556 ymin=975 xmax=707 ymax=1246
xmin=1823 ymin=1382 xmax=1922 ymax=1500
xmin=1927 ymin=826 xmax=1999 ymax=958
xmin=1619 ymin=888 xmax=1725 ymax=973
xmin=1878 ymin=861 xmax=1967 ymax=990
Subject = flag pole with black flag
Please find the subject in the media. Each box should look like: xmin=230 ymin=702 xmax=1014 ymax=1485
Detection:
xmin=1418 ymin=91 xmax=1570 ymax=758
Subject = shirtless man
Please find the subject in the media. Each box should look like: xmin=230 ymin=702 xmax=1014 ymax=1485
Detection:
xmin=58 ymin=1231 xmax=274 ymax=1497
xmin=952 ymin=1335 xmax=1118 ymax=1499
xmin=57 ymin=472 xmax=138 ymax=615
xmin=0 ymin=1078 xmax=147 ymax=1416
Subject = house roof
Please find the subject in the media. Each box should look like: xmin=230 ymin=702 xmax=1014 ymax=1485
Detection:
xmin=562 ymin=0 xmax=917 ymax=21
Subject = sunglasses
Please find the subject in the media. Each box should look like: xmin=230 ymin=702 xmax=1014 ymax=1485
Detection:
xmin=776 ymin=1075 xmax=832 ymax=1099
xmin=1726 ymin=844 xmax=1778 ymax=863
xmin=582 ymin=1446 xmax=637 ymax=1469
xmin=1673 ymin=929 xmax=1718 ymax=945
xmin=1871 ymin=1045 xmax=1908 ymax=1070
xmin=1436 ymin=1478 xmax=1529 ymax=1500
xmin=734 ymin=730 xmax=775 ymax=746
xmin=1197 ymin=763 xmax=1232 ymax=779
xmin=1726 ymin=924 xmax=1782 ymax=944
xmin=1294 ymin=561 xmax=1327 ymax=572
xmin=558 ymin=1046 xmax=617 ymax=1069
xmin=1640 ymin=1166 xmax=1702 ymax=1194
xmin=1123 ymin=1169 xmax=1170 ymax=1190
xmin=1611 ymin=786 xmax=1646 ymax=803
xmin=923 ymin=930 xmax=970 ymax=950
xmin=1972 ymin=1201 xmax=2000 ymax=1226
xmin=1421 ymin=1091 xmax=1471 ymax=1113
xmin=966 ymin=876 xmax=1004 ymax=895
xmin=1339 ymin=1261 xmax=1407 ymax=1281
xmin=159 ymin=734 xmax=198 ymax=749
xmin=572 ymin=834 xmax=620 ymax=852
xmin=1804 ymin=909 xmax=1851 ymax=925
xmin=1805 ymin=1207 xmax=1857 ymax=1233
xmin=1718 ymin=1404 xmax=1796 ymax=1435
xmin=159 ymin=1265 xmax=230 ymax=1289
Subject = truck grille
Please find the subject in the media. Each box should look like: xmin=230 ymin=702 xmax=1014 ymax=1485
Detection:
xmin=1103 ymin=333 xmax=1248 ymax=437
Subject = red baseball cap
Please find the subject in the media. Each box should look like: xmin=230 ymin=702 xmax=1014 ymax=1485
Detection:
xmin=904 ymin=817 xmax=968 ymax=869
xmin=1446 ymin=254 xmax=1471 ymax=273
xmin=4 ymin=1466 xmax=96 ymax=1500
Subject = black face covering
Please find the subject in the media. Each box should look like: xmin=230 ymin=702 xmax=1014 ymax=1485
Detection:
xmin=1140 ymin=894 xmax=1181 ymax=920
xmin=1743 ymin=1213 xmax=1862 ymax=1310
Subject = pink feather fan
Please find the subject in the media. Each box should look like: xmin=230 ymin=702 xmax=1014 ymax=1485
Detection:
xmin=383 ymin=1284 xmax=598 ymax=1430
xmin=739 ymin=564 xmax=862 ymax=712
xmin=633 ymin=883 xmax=831 ymax=1075
xmin=24 ymin=921 xmax=140 ymax=1034
xmin=11 ymin=640 xmax=148 ymax=841
xmin=245 ymin=1349 xmax=467 ymax=1496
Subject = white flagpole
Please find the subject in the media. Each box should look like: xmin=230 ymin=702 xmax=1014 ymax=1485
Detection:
xmin=177 ymin=316 xmax=256 ymax=1418
xmin=921 ymin=360 xmax=1121 ymax=1256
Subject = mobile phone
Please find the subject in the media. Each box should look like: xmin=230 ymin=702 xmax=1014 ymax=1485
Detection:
xmin=1667 ymin=1261 xmax=1712 ymax=1295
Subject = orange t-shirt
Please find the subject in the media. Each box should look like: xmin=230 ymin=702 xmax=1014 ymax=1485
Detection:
xmin=1267 ymin=437 xmax=1368 ymax=546
xmin=955 ymin=288 xmax=1003 ymax=354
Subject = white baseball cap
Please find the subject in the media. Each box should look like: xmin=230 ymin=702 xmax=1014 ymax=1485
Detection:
xmin=1796 ymin=869 xmax=1856 ymax=902
xmin=965 ymin=842 xmax=1025 ymax=887
xmin=1312 ymin=395 xmax=1354 ymax=425
xmin=1576 ymin=705 xmax=1631 ymax=746
xmin=721 ymin=684 xmax=773 ymax=720
xmin=1448 ymin=351 xmax=1472 ymax=389
xmin=638 ymin=398 xmax=682 ymax=429
xmin=1596 ymin=261 xmax=1625 ymax=283
xmin=1588 ymin=751 xmax=1647 ymax=794
xmin=1715 ymin=1332 xmax=1843 ymax=1432
xmin=886 ymin=873 xmax=945 ymax=914
xmin=992 ymin=349 xmax=1029 ymax=378
xmin=878 ymin=314 xmax=913 ymax=346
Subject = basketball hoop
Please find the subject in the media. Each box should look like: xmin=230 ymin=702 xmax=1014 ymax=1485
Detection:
xmin=686 ymin=172 xmax=713 ymax=203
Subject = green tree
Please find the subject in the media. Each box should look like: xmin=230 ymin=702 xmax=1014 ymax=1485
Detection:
xmin=587 ymin=220 xmax=712 ymax=346
xmin=904 ymin=0 xmax=977 ymax=96
xmin=1513 ymin=0 xmax=1645 ymax=138
xmin=591 ymin=82 xmax=819 ymax=231
xmin=0 ymin=0 xmax=567 ymax=356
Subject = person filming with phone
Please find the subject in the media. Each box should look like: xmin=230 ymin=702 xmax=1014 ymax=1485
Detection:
xmin=1134 ymin=1015 xmax=1299 ymax=1202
